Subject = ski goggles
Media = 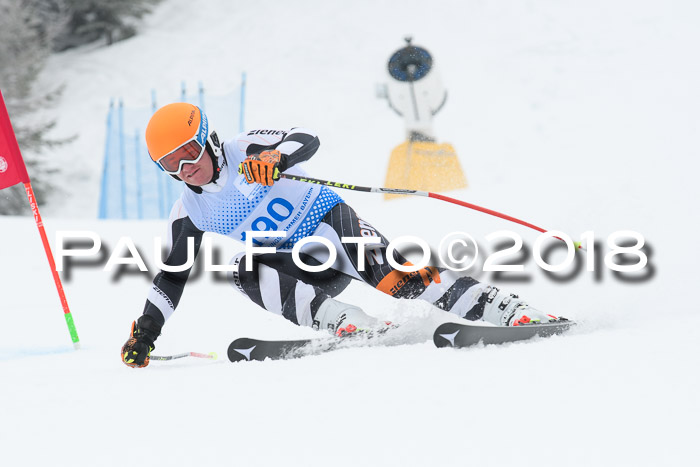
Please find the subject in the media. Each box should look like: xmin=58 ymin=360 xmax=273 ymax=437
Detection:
xmin=156 ymin=139 xmax=206 ymax=175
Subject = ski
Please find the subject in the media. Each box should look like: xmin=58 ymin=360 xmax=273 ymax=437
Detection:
xmin=227 ymin=336 xmax=338 ymax=362
xmin=433 ymin=320 xmax=574 ymax=348
xmin=228 ymin=320 xmax=575 ymax=362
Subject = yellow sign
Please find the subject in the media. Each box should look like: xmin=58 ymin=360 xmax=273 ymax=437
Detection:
xmin=384 ymin=141 xmax=467 ymax=200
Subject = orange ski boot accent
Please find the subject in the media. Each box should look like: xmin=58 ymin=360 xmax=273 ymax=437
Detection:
xmin=335 ymin=323 xmax=357 ymax=337
xmin=512 ymin=315 xmax=532 ymax=326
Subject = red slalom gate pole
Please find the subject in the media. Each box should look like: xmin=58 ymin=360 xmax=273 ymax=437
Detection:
xmin=24 ymin=182 xmax=81 ymax=349
xmin=426 ymin=192 xmax=547 ymax=234
xmin=279 ymin=173 xmax=582 ymax=248
xmin=0 ymin=89 xmax=80 ymax=349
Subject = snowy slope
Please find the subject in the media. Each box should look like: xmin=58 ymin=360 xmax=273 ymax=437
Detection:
xmin=2 ymin=0 xmax=700 ymax=466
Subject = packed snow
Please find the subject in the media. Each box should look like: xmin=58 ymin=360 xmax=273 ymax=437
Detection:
xmin=1 ymin=1 xmax=699 ymax=466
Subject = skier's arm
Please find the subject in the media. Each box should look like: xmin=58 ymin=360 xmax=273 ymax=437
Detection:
xmin=272 ymin=127 xmax=320 ymax=171
xmin=122 ymin=200 xmax=203 ymax=368
xmin=143 ymin=201 xmax=204 ymax=326
xmin=236 ymin=128 xmax=320 ymax=185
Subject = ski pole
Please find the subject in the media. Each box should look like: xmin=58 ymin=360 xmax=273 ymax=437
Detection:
xmin=150 ymin=351 xmax=218 ymax=361
xmin=279 ymin=173 xmax=583 ymax=249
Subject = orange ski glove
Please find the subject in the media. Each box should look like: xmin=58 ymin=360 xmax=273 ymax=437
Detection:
xmin=238 ymin=150 xmax=286 ymax=186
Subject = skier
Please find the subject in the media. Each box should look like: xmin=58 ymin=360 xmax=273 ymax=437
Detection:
xmin=122 ymin=103 xmax=561 ymax=368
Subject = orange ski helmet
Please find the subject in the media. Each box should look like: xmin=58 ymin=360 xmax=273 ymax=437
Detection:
xmin=146 ymin=102 xmax=211 ymax=171
xmin=146 ymin=102 xmax=226 ymax=175
xmin=145 ymin=103 xmax=223 ymax=189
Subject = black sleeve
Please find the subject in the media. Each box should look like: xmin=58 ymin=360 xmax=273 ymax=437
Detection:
xmin=142 ymin=216 xmax=204 ymax=326
xmin=244 ymin=127 xmax=320 ymax=171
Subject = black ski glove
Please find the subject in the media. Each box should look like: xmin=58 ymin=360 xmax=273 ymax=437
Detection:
xmin=121 ymin=315 xmax=162 ymax=368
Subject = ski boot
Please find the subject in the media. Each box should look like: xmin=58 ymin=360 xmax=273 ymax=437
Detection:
xmin=313 ymin=297 xmax=390 ymax=337
xmin=481 ymin=287 xmax=563 ymax=327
